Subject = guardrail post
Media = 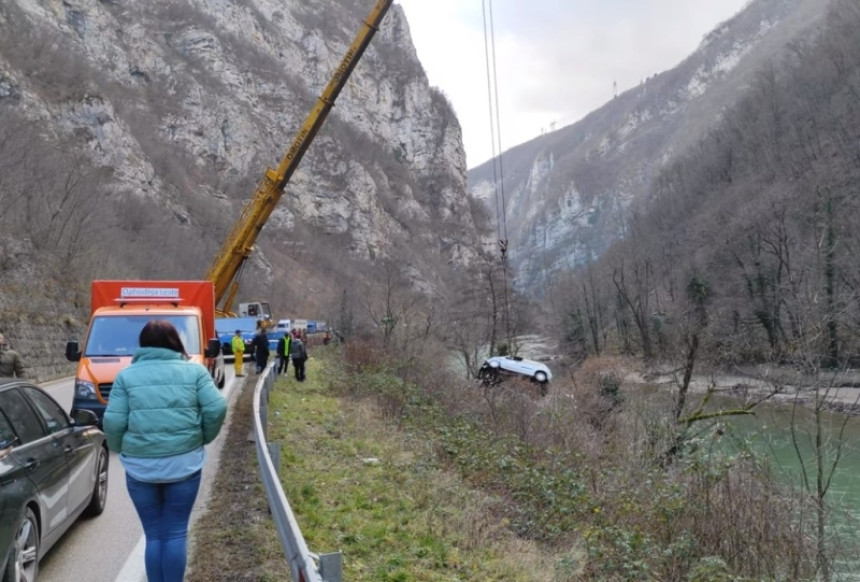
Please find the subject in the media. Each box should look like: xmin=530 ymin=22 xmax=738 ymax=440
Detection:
xmin=268 ymin=442 xmax=281 ymax=476
xmin=319 ymin=552 xmax=343 ymax=582
xmin=260 ymin=384 xmax=269 ymax=442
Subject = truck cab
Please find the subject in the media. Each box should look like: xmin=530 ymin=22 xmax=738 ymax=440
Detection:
xmin=65 ymin=281 xmax=225 ymax=422
xmin=238 ymin=301 xmax=272 ymax=329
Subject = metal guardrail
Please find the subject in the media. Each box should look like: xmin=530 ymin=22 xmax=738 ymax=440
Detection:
xmin=253 ymin=366 xmax=342 ymax=582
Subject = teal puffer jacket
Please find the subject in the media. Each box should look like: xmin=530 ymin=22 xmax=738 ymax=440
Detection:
xmin=103 ymin=347 xmax=227 ymax=457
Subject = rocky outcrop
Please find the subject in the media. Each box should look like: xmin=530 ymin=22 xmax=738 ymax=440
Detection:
xmin=0 ymin=0 xmax=487 ymax=323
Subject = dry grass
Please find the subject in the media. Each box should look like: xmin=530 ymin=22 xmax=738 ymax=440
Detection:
xmin=185 ymin=379 xmax=291 ymax=582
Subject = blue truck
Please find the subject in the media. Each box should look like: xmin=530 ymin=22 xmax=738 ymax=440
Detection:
xmin=215 ymin=316 xmax=259 ymax=360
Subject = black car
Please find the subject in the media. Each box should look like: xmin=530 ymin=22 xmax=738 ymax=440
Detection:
xmin=0 ymin=378 xmax=109 ymax=582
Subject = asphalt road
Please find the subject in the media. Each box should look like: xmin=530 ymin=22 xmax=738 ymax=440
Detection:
xmin=37 ymin=370 xmax=242 ymax=582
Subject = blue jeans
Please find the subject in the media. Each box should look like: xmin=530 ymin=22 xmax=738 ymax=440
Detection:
xmin=126 ymin=470 xmax=202 ymax=582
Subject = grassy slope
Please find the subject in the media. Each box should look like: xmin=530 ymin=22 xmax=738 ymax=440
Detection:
xmin=189 ymin=350 xmax=559 ymax=581
xmin=269 ymin=354 xmax=559 ymax=581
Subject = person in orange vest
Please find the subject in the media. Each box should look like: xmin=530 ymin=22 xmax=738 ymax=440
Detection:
xmin=230 ymin=330 xmax=245 ymax=377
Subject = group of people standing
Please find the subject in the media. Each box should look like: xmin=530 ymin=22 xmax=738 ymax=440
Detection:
xmin=230 ymin=327 xmax=309 ymax=381
xmin=1 ymin=319 xmax=320 ymax=582
xmin=276 ymin=329 xmax=308 ymax=381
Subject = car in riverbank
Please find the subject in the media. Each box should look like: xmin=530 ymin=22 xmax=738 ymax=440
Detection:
xmin=478 ymin=355 xmax=552 ymax=394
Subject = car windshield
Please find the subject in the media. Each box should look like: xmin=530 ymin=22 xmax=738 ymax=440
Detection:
xmin=84 ymin=315 xmax=202 ymax=356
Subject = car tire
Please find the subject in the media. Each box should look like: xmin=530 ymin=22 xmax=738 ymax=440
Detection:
xmin=478 ymin=367 xmax=501 ymax=386
xmin=534 ymin=371 xmax=548 ymax=384
xmin=84 ymin=446 xmax=109 ymax=517
xmin=4 ymin=507 xmax=39 ymax=582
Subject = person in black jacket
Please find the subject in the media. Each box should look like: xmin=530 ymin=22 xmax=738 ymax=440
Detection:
xmin=251 ymin=328 xmax=269 ymax=374
xmin=290 ymin=337 xmax=308 ymax=381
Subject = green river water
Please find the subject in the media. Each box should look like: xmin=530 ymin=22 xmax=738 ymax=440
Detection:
xmin=630 ymin=385 xmax=860 ymax=578
xmin=723 ymin=399 xmax=860 ymax=580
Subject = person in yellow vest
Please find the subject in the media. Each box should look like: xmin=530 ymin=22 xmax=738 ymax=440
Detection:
xmin=276 ymin=333 xmax=292 ymax=376
xmin=231 ymin=330 xmax=245 ymax=377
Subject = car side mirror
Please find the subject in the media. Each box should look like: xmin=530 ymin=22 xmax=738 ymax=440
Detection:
xmin=65 ymin=340 xmax=81 ymax=362
xmin=71 ymin=409 xmax=99 ymax=427
xmin=206 ymin=338 xmax=221 ymax=358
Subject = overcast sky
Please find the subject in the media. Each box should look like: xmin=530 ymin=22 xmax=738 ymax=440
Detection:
xmin=396 ymin=0 xmax=750 ymax=168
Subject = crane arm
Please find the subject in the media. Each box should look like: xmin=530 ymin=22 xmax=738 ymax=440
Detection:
xmin=206 ymin=0 xmax=394 ymax=313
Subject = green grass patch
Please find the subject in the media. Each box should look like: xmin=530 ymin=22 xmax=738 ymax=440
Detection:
xmin=268 ymin=351 xmax=568 ymax=581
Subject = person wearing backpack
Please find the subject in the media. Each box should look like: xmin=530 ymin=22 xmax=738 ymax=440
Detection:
xmin=290 ymin=337 xmax=308 ymax=381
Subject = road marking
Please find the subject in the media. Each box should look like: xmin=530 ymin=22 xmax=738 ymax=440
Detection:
xmin=114 ymin=536 xmax=145 ymax=582
xmin=113 ymin=374 xmax=238 ymax=582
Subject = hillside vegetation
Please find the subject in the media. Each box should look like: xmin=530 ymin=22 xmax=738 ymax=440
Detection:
xmin=547 ymin=0 xmax=860 ymax=371
xmin=191 ymin=343 xmax=856 ymax=580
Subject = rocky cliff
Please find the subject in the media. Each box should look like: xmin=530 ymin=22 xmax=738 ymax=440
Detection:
xmin=0 ymin=0 xmax=489 ymax=380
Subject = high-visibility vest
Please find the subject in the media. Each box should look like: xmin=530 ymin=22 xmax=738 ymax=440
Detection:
xmin=231 ymin=335 xmax=245 ymax=354
xmin=283 ymin=336 xmax=292 ymax=357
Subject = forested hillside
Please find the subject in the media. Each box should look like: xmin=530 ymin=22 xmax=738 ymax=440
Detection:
xmin=470 ymin=0 xmax=828 ymax=299
xmin=548 ymin=0 xmax=860 ymax=369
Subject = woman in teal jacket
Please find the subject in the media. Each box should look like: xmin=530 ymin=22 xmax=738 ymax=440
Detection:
xmin=104 ymin=320 xmax=227 ymax=582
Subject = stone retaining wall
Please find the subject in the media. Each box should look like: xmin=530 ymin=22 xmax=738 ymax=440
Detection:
xmin=0 ymin=317 xmax=87 ymax=382
xmin=0 ymin=238 xmax=89 ymax=382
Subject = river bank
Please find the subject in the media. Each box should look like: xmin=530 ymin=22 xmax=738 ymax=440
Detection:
xmin=627 ymin=363 xmax=860 ymax=416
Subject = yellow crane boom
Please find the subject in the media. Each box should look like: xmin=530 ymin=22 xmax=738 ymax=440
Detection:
xmin=206 ymin=0 xmax=394 ymax=317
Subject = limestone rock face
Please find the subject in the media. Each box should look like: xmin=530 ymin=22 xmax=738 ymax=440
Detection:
xmin=0 ymin=0 xmax=486 ymax=336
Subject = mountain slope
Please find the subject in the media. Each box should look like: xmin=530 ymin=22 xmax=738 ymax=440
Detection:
xmin=0 ymin=0 xmax=487 ymax=379
xmin=0 ymin=0 xmax=485 ymax=310
xmin=468 ymin=0 xmax=829 ymax=296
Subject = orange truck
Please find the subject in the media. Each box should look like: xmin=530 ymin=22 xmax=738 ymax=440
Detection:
xmin=65 ymin=280 xmax=226 ymax=422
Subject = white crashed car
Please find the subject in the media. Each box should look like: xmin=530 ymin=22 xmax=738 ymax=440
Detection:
xmin=478 ymin=355 xmax=552 ymax=386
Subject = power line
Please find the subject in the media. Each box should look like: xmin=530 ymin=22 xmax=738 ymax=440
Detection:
xmin=481 ymin=0 xmax=508 ymax=253
xmin=481 ymin=0 xmax=511 ymax=347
